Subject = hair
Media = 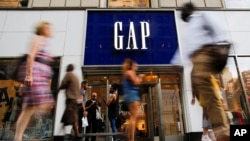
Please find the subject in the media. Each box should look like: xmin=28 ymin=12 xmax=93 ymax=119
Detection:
xmin=81 ymin=80 xmax=88 ymax=85
xmin=35 ymin=21 xmax=50 ymax=36
xmin=122 ymin=58 xmax=135 ymax=73
xmin=66 ymin=64 xmax=74 ymax=72
xmin=181 ymin=2 xmax=196 ymax=12
xmin=111 ymin=84 xmax=118 ymax=91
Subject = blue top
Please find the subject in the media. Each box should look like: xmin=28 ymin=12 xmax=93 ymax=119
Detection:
xmin=122 ymin=76 xmax=140 ymax=103
xmin=123 ymin=76 xmax=139 ymax=93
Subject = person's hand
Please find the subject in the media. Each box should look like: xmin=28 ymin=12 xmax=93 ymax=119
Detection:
xmin=139 ymin=74 xmax=145 ymax=78
xmin=25 ymin=75 xmax=33 ymax=87
xmin=83 ymin=111 xmax=88 ymax=117
xmin=191 ymin=97 xmax=195 ymax=105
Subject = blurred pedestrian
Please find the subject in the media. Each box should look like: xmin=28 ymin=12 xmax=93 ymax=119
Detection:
xmin=58 ymin=64 xmax=81 ymax=141
xmin=122 ymin=58 xmax=144 ymax=141
xmin=181 ymin=2 xmax=230 ymax=141
xmin=14 ymin=21 xmax=55 ymax=141
xmin=78 ymin=80 xmax=88 ymax=133
xmin=103 ymin=84 xmax=119 ymax=141
xmin=85 ymin=92 xmax=101 ymax=141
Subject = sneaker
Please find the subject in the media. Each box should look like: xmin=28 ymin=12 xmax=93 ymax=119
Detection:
xmin=202 ymin=135 xmax=212 ymax=141
xmin=208 ymin=131 xmax=217 ymax=141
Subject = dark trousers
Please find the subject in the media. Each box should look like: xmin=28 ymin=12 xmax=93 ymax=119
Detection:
xmin=85 ymin=116 xmax=98 ymax=141
xmin=78 ymin=105 xmax=84 ymax=133
xmin=191 ymin=46 xmax=229 ymax=139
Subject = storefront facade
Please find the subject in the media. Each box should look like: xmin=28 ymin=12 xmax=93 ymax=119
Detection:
xmin=0 ymin=9 xmax=250 ymax=141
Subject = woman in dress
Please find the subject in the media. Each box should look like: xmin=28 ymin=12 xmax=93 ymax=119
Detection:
xmin=14 ymin=21 xmax=55 ymax=141
xmin=122 ymin=58 xmax=144 ymax=141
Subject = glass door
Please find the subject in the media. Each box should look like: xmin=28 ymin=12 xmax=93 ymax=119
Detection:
xmin=84 ymin=75 xmax=109 ymax=141
xmin=153 ymin=74 xmax=184 ymax=141
xmin=84 ymin=72 xmax=184 ymax=141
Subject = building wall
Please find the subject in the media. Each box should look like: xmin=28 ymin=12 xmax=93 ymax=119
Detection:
xmin=0 ymin=10 xmax=86 ymax=135
xmin=0 ymin=9 xmax=250 ymax=135
xmin=25 ymin=0 xmax=224 ymax=8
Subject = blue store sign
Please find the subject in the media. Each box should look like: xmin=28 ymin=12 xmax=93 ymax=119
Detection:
xmin=84 ymin=10 xmax=179 ymax=66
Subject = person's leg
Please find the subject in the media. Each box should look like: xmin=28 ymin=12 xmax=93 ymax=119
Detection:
xmin=207 ymin=76 xmax=229 ymax=141
xmin=85 ymin=118 xmax=91 ymax=141
xmin=14 ymin=105 xmax=35 ymax=141
xmin=202 ymin=113 xmax=212 ymax=141
xmin=127 ymin=101 xmax=140 ymax=141
xmin=91 ymin=119 xmax=98 ymax=141
xmin=109 ymin=118 xmax=118 ymax=140
xmin=191 ymin=48 xmax=229 ymax=141
xmin=73 ymin=121 xmax=80 ymax=137
xmin=73 ymin=121 xmax=82 ymax=141
xmin=78 ymin=106 xmax=83 ymax=133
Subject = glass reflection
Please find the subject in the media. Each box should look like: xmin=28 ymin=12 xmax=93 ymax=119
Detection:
xmin=236 ymin=57 xmax=250 ymax=107
xmin=215 ymin=57 xmax=249 ymax=125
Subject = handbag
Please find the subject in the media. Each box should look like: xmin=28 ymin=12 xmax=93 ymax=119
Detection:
xmin=211 ymin=42 xmax=231 ymax=73
xmin=82 ymin=117 xmax=88 ymax=127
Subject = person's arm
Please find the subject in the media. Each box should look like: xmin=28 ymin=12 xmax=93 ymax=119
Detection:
xmin=80 ymin=95 xmax=86 ymax=111
xmin=126 ymin=70 xmax=144 ymax=85
xmin=54 ymin=73 xmax=69 ymax=98
xmin=106 ymin=94 xmax=116 ymax=106
xmin=25 ymin=36 xmax=41 ymax=87
xmin=85 ymin=101 xmax=95 ymax=111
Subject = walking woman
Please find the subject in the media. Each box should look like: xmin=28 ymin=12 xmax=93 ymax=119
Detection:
xmin=14 ymin=21 xmax=55 ymax=141
xmin=122 ymin=58 xmax=144 ymax=141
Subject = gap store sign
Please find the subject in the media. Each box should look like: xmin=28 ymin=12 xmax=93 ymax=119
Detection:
xmin=84 ymin=10 xmax=179 ymax=66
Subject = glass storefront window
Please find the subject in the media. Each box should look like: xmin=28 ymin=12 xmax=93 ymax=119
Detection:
xmin=0 ymin=58 xmax=59 ymax=140
xmin=236 ymin=57 xmax=250 ymax=107
xmin=216 ymin=57 xmax=249 ymax=125
xmin=108 ymin=0 xmax=150 ymax=8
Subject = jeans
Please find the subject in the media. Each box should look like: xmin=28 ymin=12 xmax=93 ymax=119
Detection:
xmin=109 ymin=118 xmax=118 ymax=140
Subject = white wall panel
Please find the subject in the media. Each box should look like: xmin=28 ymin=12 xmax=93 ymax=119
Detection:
xmin=50 ymin=32 xmax=66 ymax=56
xmin=99 ymin=0 xmax=106 ymax=8
xmin=225 ymin=11 xmax=250 ymax=32
xmin=230 ymin=32 xmax=250 ymax=55
xmin=185 ymin=90 xmax=203 ymax=132
xmin=3 ymin=11 xmax=41 ymax=32
xmin=0 ymin=11 xmax=7 ymax=32
xmin=64 ymin=11 xmax=86 ymax=56
xmin=0 ymin=32 xmax=32 ymax=57
xmin=66 ymin=0 xmax=81 ymax=7
xmin=160 ymin=0 xmax=176 ymax=7
xmin=81 ymin=0 xmax=99 ymax=7
xmin=50 ymin=0 xmax=65 ymax=7
xmin=192 ymin=0 xmax=205 ymax=7
xmin=32 ymin=0 xmax=50 ymax=7
xmin=150 ymin=0 xmax=159 ymax=8
xmin=40 ymin=11 xmax=68 ymax=32
xmin=176 ymin=0 xmax=190 ymax=7
xmin=205 ymin=0 xmax=222 ymax=7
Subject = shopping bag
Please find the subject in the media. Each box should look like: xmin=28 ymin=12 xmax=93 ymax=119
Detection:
xmin=96 ymin=107 xmax=102 ymax=120
xmin=82 ymin=117 xmax=88 ymax=127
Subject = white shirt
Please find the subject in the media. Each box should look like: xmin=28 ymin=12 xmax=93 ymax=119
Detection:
xmin=181 ymin=12 xmax=229 ymax=61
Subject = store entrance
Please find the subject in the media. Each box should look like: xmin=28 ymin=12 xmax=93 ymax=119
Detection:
xmin=82 ymin=66 xmax=184 ymax=141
